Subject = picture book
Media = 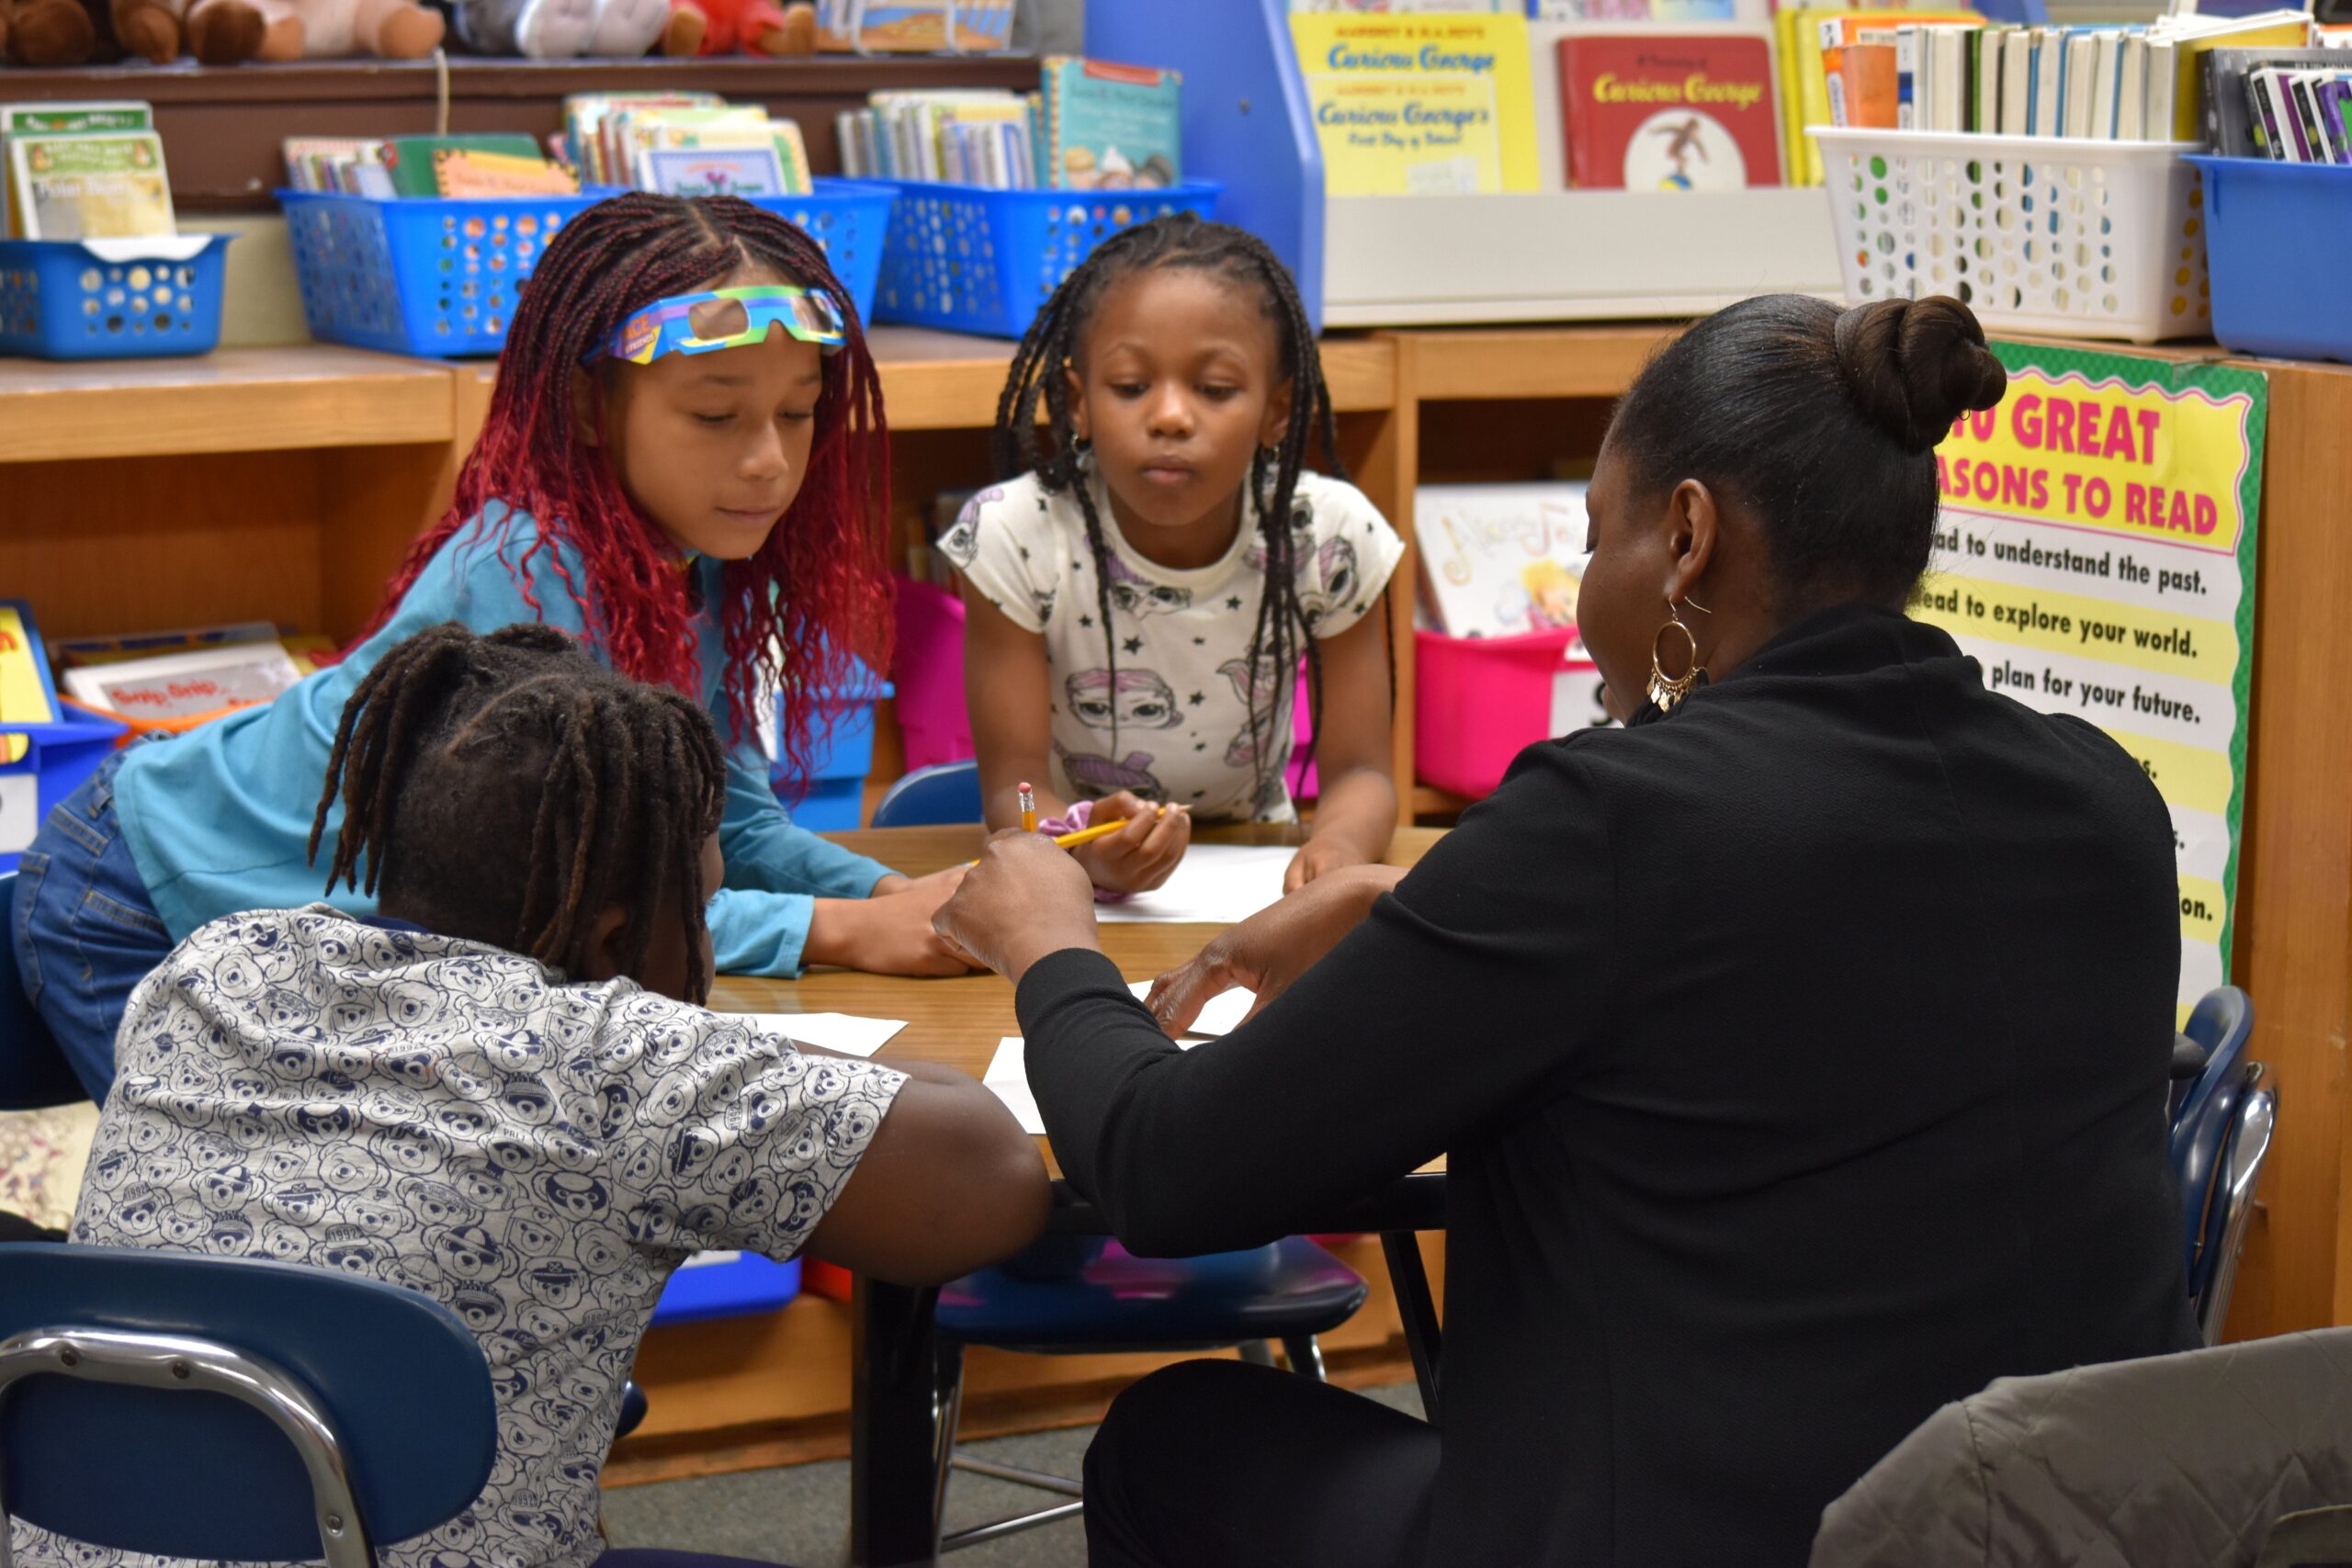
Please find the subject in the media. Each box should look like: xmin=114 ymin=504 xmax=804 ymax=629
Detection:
xmin=433 ymin=148 xmax=579 ymax=197
xmin=2153 ymin=9 xmax=2313 ymax=141
xmin=561 ymin=91 xmax=718 ymax=184
xmin=380 ymin=134 xmax=542 ymax=197
xmin=7 ymin=131 xmax=173 ymax=241
xmin=1557 ymin=33 xmax=1781 ymax=188
xmin=1413 ymin=482 xmax=1592 ymax=638
xmin=1290 ymin=11 xmax=1542 ymax=195
xmin=62 ymin=642 xmax=303 ymax=725
xmin=1043 ymin=56 xmax=1183 ymax=190
xmin=641 ymin=144 xmax=790 ymax=198
xmin=815 ymin=0 xmax=1013 ymax=52
xmin=2205 ymin=49 xmax=2347 ymax=153
xmin=4 ymin=102 xmax=152 ymax=236
xmin=1777 ymin=7 xmax=1974 ymax=185
xmin=0 ymin=603 xmax=60 ymax=734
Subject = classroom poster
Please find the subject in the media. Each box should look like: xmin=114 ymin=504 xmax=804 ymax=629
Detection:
xmin=1289 ymin=13 xmax=1543 ymax=195
xmin=1915 ymin=343 xmax=2266 ymax=1020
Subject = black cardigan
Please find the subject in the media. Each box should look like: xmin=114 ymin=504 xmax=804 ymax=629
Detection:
xmin=1017 ymin=604 xmax=2198 ymax=1567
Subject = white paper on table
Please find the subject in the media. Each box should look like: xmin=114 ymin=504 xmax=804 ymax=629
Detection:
xmin=733 ymin=1011 xmax=907 ymax=1059
xmin=984 ymin=1031 xmax=1201 ymax=1137
xmin=1092 ymin=843 xmax=1295 ymax=925
xmin=1126 ymin=980 xmax=1256 ymax=1039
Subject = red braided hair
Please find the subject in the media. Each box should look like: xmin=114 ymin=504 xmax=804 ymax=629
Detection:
xmin=362 ymin=193 xmax=891 ymax=788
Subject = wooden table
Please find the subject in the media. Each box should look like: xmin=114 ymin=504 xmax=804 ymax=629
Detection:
xmin=714 ymin=825 xmax=1447 ymax=1568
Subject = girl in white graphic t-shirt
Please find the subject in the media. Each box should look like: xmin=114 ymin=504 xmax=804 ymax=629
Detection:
xmin=953 ymin=215 xmax=1406 ymax=897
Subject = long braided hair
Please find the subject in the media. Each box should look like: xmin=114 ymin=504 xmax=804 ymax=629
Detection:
xmin=310 ymin=622 xmax=729 ymax=1004
xmin=360 ymin=193 xmax=890 ymax=787
xmin=991 ymin=213 xmax=1341 ymax=808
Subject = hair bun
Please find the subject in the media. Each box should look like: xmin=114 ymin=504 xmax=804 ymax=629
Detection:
xmin=1832 ymin=296 xmax=2008 ymax=455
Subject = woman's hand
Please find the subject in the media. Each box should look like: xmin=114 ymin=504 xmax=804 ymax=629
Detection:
xmin=1069 ymin=791 xmax=1191 ymax=894
xmin=933 ymin=829 xmax=1102 ymax=983
xmin=1145 ymin=863 xmax=1407 ymax=1034
xmin=1283 ymin=834 xmax=1373 ymax=895
xmin=806 ymin=868 xmax=978 ymax=976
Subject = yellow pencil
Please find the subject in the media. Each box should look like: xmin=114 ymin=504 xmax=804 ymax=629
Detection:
xmin=969 ymin=806 xmax=1176 ymax=863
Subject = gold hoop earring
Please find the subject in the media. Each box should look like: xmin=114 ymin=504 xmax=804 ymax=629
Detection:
xmin=1647 ymin=599 xmax=1705 ymax=714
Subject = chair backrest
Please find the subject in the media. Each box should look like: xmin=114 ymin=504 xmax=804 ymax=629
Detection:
xmin=0 ymin=871 xmax=88 ymax=1111
xmin=872 ymin=759 xmax=984 ymax=828
xmin=0 ymin=1243 xmax=496 ymax=1562
xmin=2170 ymin=985 xmax=2254 ymax=1284
xmin=1810 ymin=1326 xmax=2352 ymax=1568
xmin=2192 ymin=1066 xmax=2278 ymax=1346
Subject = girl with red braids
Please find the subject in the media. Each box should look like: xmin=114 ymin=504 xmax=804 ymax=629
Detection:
xmin=14 ymin=194 xmax=969 ymax=1104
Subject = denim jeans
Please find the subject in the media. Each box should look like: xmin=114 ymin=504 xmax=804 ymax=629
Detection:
xmin=12 ymin=749 xmax=174 ymax=1104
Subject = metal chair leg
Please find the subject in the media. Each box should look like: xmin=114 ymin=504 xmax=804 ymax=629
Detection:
xmin=1238 ymin=1339 xmax=1277 ymax=1368
xmin=931 ymin=1340 xmax=967 ymax=1553
xmin=1282 ymin=1334 xmax=1327 ymax=1381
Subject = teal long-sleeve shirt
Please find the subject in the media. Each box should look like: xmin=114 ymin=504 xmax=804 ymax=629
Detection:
xmin=112 ymin=504 xmax=895 ymax=975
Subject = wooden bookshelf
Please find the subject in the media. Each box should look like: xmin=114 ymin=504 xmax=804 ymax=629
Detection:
xmin=0 ymin=345 xmax=454 ymax=463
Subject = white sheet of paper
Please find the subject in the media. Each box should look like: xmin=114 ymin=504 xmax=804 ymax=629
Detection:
xmin=982 ymin=1036 xmax=1046 ymax=1134
xmin=733 ymin=1011 xmax=907 ymax=1059
xmin=1092 ymin=842 xmax=1295 ymax=925
xmin=984 ymin=1030 xmax=1200 ymax=1137
xmin=1126 ymin=980 xmax=1256 ymax=1038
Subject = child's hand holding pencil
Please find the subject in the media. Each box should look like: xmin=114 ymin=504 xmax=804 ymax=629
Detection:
xmin=1062 ymin=788 xmax=1190 ymax=895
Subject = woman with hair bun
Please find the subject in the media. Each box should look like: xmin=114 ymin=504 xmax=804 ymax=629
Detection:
xmin=934 ymin=294 xmax=2198 ymax=1567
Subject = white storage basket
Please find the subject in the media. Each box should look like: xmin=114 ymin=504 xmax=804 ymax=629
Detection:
xmin=1810 ymin=127 xmax=2210 ymax=344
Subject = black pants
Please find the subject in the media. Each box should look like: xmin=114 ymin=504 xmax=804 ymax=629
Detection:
xmin=1083 ymin=1359 xmax=1441 ymax=1568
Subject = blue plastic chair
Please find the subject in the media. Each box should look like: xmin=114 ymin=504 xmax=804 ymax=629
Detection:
xmin=0 ymin=871 xmax=87 ymax=1111
xmin=0 ymin=1243 xmax=496 ymax=1566
xmin=2166 ymin=986 xmax=2277 ymax=1345
xmin=871 ymin=759 xmax=985 ymax=829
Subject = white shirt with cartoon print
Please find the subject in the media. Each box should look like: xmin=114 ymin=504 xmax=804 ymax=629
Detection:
xmin=946 ymin=467 xmax=1404 ymax=822
xmin=11 ymin=904 xmax=904 ymax=1568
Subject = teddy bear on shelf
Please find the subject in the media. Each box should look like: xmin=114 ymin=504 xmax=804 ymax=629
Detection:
xmin=0 ymin=0 xmax=261 ymax=66
xmin=661 ymin=0 xmax=813 ymax=58
xmin=447 ymin=0 xmax=667 ymax=58
xmin=251 ymin=0 xmax=441 ymax=60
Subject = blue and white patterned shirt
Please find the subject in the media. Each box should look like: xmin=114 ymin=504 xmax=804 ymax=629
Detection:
xmin=14 ymin=904 xmax=905 ymax=1568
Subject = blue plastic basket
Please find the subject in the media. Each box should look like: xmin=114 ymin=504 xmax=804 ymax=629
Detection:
xmin=874 ymin=181 xmax=1223 ymax=338
xmin=279 ymin=180 xmax=893 ymax=359
xmin=0 ymin=234 xmax=229 ymax=361
xmin=650 ymin=1253 xmax=802 ymax=1327
xmin=2188 ymin=156 xmax=2352 ymax=366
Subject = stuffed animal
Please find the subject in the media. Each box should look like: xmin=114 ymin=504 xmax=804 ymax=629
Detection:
xmin=167 ymin=0 xmax=270 ymax=62
xmin=0 ymin=0 xmax=180 ymax=65
xmin=662 ymin=0 xmax=812 ymax=56
xmin=252 ymin=0 xmax=440 ymax=58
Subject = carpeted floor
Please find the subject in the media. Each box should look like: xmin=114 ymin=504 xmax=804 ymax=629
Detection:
xmin=601 ymin=1382 xmax=1424 ymax=1568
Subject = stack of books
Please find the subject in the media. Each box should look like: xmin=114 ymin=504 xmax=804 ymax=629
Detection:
xmin=563 ymin=94 xmax=811 ymax=197
xmin=835 ymin=56 xmax=1182 ymax=191
xmin=1806 ymin=9 xmax=2314 ymax=145
xmin=3 ymin=100 xmax=173 ymax=241
xmin=282 ymin=134 xmax=579 ymax=198
xmin=2206 ymin=48 xmax=2352 ymax=162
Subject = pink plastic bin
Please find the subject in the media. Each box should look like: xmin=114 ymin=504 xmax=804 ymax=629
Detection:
xmin=1415 ymin=627 xmax=1603 ymax=800
xmin=892 ymin=575 xmax=973 ymax=772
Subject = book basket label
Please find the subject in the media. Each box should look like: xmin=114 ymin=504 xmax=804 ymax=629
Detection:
xmin=1915 ymin=342 xmax=2267 ymax=1022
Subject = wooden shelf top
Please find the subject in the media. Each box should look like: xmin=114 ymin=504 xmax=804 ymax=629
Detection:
xmin=1403 ymin=323 xmax=1682 ymax=402
xmin=0 ymin=344 xmax=456 ymax=463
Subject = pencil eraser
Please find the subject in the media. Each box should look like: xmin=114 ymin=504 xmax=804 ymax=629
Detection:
xmin=1017 ymin=780 xmax=1033 ymax=793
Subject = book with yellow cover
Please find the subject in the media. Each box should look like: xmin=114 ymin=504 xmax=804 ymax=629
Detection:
xmin=1290 ymin=11 xmax=1542 ymax=195
xmin=2159 ymin=12 xmax=2312 ymax=140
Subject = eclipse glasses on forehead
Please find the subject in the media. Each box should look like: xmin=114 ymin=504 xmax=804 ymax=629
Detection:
xmin=596 ymin=285 xmax=846 ymax=367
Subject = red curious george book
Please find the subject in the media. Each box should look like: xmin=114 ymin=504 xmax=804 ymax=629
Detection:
xmin=1558 ymin=34 xmax=1783 ymax=191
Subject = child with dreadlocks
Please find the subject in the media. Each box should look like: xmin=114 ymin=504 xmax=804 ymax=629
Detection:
xmin=953 ymin=214 xmax=1404 ymax=897
xmin=15 ymin=193 xmax=971 ymax=1106
xmin=21 ymin=622 xmax=1047 ymax=1568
